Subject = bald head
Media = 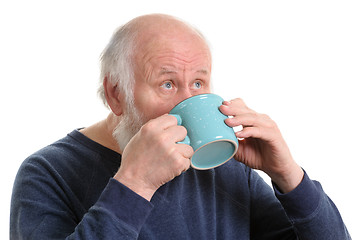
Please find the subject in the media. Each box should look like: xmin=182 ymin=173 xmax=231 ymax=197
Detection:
xmin=129 ymin=14 xmax=206 ymax=40
xmin=98 ymin=14 xmax=211 ymax=108
xmin=126 ymin=14 xmax=210 ymax=61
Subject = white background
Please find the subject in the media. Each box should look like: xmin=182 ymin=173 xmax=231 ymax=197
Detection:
xmin=1 ymin=0 xmax=360 ymax=238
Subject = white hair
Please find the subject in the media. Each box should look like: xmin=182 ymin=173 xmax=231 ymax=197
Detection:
xmin=98 ymin=22 xmax=137 ymax=109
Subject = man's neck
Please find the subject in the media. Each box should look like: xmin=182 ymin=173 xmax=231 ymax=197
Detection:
xmin=79 ymin=113 xmax=121 ymax=154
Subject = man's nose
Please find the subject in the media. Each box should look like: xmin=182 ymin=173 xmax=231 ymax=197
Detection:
xmin=172 ymin=89 xmax=193 ymax=108
xmin=178 ymin=89 xmax=193 ymax=102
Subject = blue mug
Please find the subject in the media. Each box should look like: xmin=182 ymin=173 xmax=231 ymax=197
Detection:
xmin=170 ymin=93 xmax=238 ymax=170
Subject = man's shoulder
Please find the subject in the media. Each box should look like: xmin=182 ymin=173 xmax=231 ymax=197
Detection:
xmin=17 ymin=129 xmax=107 ymax=184
xmin=23 ymin=131 xmax=86 ymax=167
xmin=13 ymin=130 xmax=117 ymax=207
xmin=11 ymin=130 xmax=117 ymax=220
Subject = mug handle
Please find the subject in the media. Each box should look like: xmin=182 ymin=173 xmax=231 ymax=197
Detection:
xmin=169 ymin=114 xmax=191 ymax=145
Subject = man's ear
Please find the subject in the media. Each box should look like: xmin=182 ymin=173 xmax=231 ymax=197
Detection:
xmin=103 ymin=76 xmax=124 ymax=116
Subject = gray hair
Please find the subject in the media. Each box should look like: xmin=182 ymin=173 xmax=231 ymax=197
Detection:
xmin=98 ymin=23 xmax=137 ymax=109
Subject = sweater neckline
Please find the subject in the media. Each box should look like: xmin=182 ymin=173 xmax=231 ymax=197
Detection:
xmin=68 ymin=128 xmax=121 ymax=163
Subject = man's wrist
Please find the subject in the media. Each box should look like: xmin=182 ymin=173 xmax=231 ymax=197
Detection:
xmin=113 ymin=173 xmax=156 ymax=202
xmin=270 ymin=164 xmax=304 ymax=194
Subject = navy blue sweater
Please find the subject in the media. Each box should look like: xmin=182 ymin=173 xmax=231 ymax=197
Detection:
xmin=10 ymin=130 xmax=350 ymax=239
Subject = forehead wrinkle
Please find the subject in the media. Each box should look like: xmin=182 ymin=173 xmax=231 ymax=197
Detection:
xmin=140 ymin=50 xmax=211 ymax=80
xmin=160 ymin=66 xmax=178 ymax=75
xmin=159 ymin=65 xmax=209 ymax=76
xmin=158 ymin=65 xmax=209 ymax=78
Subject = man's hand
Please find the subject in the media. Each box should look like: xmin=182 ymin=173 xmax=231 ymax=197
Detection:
xmin=219 ymin=98 xmax=304 ymax=193
xmin=114 ymin=114 xmax=194 ymax=201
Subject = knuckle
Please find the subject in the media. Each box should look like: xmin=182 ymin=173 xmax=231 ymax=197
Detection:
xmin=233 ymin=98 xmax=246 ymax=108
xmin=260 ymin=113 xmax=270 ymax=120
xmin=233 ymin=97 xmax=244 ymax=103
xmin=166 ymin=145 xmax=177 ymax=157
xmin=157 ymin=134 xmax=170 ymax=148
xmin=255 ymin=127 xmax=262 ymax=137
xmin=141 ymin=121 xmax=155 ymax=135
xmin=249 ymin=112 xmax=259 ymax=124
xmin=261 ymin=114 xmax=277 ymax=128
xmin=173 ymin=157 xmax=187 ymax=171
xmin=252 ymin=112 xmax=259 ymax=118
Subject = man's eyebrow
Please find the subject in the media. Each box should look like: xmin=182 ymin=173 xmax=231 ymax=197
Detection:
xmin=159 ymin=67 xmax=177 ymax=75
xmin=196 ymin=69 xmax=209 ymax=75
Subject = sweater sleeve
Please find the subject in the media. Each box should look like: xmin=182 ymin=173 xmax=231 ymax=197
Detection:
xmin=10 ymin=157 xmax=153 ymax=240
xmin=273 ymin=170 xmax=351 ymax=239
xmin=248 ymin=168 xmax=351 ymax=239
xmin=66 ymin=179 xmax=153 ymax=239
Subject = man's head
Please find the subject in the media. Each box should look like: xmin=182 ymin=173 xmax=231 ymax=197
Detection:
xmin=99 ymin=14 xmax=212 ymax=150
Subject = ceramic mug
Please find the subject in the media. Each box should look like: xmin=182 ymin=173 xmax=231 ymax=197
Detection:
xmin=169 ymin=93 xmax=238 ymax=170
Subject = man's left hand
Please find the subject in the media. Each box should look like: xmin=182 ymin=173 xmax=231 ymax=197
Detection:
xmin=219 ymin=98 xmax=304 ymax=193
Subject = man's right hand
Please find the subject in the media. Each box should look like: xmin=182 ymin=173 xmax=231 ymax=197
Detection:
xmin=113 ymin=114 xmax=194 ymax=201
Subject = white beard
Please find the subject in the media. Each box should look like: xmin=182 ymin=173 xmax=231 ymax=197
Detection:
xmin=112 ymin=105 xmax=145 ymax=152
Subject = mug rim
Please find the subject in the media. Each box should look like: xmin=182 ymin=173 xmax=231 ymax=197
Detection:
xmin=191 ymin=138 xmax=238 ymax=170
xmin=170 ymin=93 xmax=219 ymax=112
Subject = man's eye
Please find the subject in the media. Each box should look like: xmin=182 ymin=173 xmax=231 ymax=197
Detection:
xmin=194 ymin=81 xmax=202 ymax=89
xmin=161 ymin=82 xmax=173 ymax=89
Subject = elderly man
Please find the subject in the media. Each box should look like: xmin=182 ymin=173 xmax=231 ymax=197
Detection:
xmin=10 ymin=14 xmax=350 ymax=239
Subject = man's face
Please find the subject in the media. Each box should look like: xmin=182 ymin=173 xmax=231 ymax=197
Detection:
xmin=132 ymin=31 xmax=212 ymax=123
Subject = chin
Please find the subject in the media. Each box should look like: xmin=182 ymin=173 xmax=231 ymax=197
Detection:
xmin=113 ymin=107 xmax=145 ymax=152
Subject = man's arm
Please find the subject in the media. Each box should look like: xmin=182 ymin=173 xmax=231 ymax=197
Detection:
xmin=274 ymin=170 xmax=351 ymax=239
xmin=11 ymin=114 xmax=193 ymax=239
xmin=220 ymin=98 xmax=304 ymax=193
xmin=247 ymin=167 xmax=351 ymax=239
xmin=220 ymin=98 xmax=350 ymax=239
xmin=67 ymin=179 xmax=153 ymax=239
xmin=10 ymin=157 xmax=152 ymax=239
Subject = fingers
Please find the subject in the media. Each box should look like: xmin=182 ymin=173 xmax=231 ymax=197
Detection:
xmin=145 ymin=114 xmax=178 ymax=132
xmin=233 ymin=117 xmax=276 ymax=141
xmin=221 ymin=98 xmax=279 ymax=141
xmin=140 ymin=114 xmax=184 ymax=142
xmin=225 ymin=112 xmax=274 ymax=128
xmin=143 ymin=113 xmax=193 ymax=159
xmin=219 ymin=98 xmax=255 ymax=116
xmin=176 ymin=143 xmax=194 ymax=159
xmin=173 ymin=144 xmax=193 ymax=173
xmin=118 ymin=113 xmax=193 ymax=200
xmin=168 ymin=125 xmax=193 ymax=172
xmin=236 ymin=127 xmax=261 ymax=139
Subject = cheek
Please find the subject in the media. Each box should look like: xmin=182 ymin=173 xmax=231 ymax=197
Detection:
xmin=153 ymin=100 xmax=178 ymax=117
xmin=135 ymin=98 xmax=175 ymax=122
